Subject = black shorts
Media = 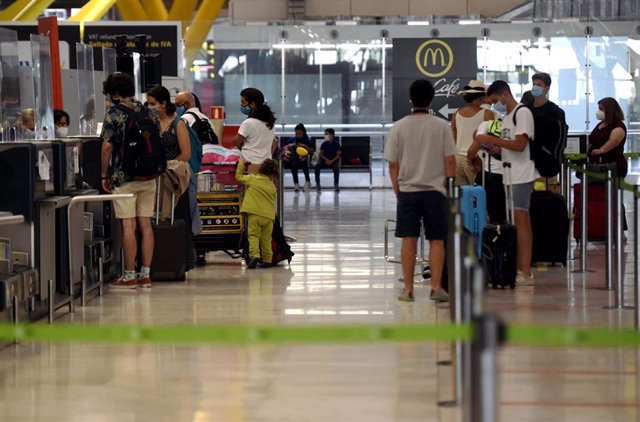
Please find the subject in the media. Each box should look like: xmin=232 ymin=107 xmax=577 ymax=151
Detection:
xmin=395 ymin=191 xmax=448 ymax=240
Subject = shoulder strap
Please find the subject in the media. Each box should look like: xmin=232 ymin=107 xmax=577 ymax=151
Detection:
xmin=184 ymin=111 xmax=202 ymax=122
xmin=171 ymin=115 xmax=184 ymax=133
xmin=512 ymin=104 xmax=526 ymax=126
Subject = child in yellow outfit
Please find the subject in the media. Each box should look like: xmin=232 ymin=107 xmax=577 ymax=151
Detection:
xmin=235 ymin=158 xmax=279 ymax=269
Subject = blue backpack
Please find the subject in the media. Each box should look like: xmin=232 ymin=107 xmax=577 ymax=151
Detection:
xmin=172 ymin=116 xmax=202 ymax=173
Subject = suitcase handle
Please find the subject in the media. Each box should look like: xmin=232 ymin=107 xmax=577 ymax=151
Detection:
xmin=502 ymin=161 xmax=515 ymax=224
xmin=155 ymin=176 xmax=176 ymax=226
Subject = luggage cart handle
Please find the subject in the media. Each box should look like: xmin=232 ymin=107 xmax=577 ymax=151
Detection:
xmin=66 ymin=194 xmax=134 ymax=313
xmin=0 ymin=215 xmax=25 ymax=226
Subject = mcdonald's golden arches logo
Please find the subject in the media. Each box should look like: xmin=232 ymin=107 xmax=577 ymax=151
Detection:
xmin=415 ymin=39 xmax=454 ymax=78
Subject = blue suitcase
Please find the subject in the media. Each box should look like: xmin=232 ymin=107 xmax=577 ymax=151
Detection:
xmin=460 ymin=185 xmax=487 ymax=258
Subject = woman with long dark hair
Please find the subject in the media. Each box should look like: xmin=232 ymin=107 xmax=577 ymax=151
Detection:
xmin=146 ymin=85 xmax=196 ymax=272
xmin=588 ymin=97 xmax=627 ymax=177
xmin=232 ymin=87 xmax=277 ymax=172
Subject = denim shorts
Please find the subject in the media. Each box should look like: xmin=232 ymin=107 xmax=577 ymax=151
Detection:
xmin=395 ymin=191 xmax=448 ymax=240
xmin=506 ymin=182 xmax=534 ymax=211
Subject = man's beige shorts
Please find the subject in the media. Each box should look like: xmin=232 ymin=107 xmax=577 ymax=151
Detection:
xmin=112 ymin=179 xmax=157 ymax=219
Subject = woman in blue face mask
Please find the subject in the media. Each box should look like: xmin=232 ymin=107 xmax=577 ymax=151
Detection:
xmin=232 ymin=88 xmax=278 ymax=173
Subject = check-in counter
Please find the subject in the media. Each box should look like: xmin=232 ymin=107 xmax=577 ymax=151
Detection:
xmin=0 ymin=142 xmax=65 ymax=320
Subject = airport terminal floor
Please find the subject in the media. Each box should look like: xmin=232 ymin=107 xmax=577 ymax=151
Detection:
xmin=0 ymin=189 xmax=638 ymax=422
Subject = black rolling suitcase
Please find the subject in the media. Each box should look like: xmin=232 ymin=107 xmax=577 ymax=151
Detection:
xmin=151 ymin=180 xmax=186 ymax=281
xmin=530 ymin=190 xmax=569 ymax=265
xmin=482 ymin=162 xmax=517 ymax=289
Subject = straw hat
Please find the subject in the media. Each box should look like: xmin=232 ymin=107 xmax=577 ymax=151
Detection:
xmin=459 ymin=80 xmax=486 ymax=95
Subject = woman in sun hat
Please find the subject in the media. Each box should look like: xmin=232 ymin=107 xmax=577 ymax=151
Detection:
xmin=451 ymin=80 xmax=494 ymax=185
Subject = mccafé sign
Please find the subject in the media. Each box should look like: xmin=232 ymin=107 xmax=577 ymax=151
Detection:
xmin=415 ymin=39 xmax=454 ymax=78
xmin=392 ymin=38 xmax=477 ymax=121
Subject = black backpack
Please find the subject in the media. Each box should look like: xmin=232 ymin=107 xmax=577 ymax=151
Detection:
xmin=116 ymin=103 xmax=167 ymax=177
xmin=184 ymin=111 xmax=218 ymax=145
xmin=513 ymin=105 xmax=568 ymax=178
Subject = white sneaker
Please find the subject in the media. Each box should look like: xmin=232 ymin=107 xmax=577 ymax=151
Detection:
xmin=294 ymin=184 xmax=300 ymax=192
xmin=516 ymin=271 xmax=535 ymax=286
xmin=304 ymin=181 xmax=311 ymax=191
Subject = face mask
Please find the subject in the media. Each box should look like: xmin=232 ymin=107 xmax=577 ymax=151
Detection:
xmin=492 ymin=102 xmax=507 ymax=115
xmin=324 ymin=135 xmax=332 ymax=141
xmin=176 ymin=106 xmax=185 ymax=117
xmin=55 ymin=127 xmax=68 ymax=137
xmin=480 ymin=104 xmax=492 ymax=110
xmin=109 ymin=96 xmax=120 ymax=105
xmin=596 ymin=110 xmax=605 ymax=121
xmin=531 ymin=85 xmax=545 ymax=98
xmin=240 ymin=104 xmax=252 ymax=115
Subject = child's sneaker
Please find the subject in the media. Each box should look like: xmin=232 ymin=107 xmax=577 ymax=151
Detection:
xmin=258 ymin=260 xmax=274 ymax=268
xmin=110 ymin=276 xmax=138 ymax=290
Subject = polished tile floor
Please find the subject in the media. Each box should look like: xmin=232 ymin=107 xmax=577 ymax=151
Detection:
xmin=0 ymin=189 xmax=639 ymax=421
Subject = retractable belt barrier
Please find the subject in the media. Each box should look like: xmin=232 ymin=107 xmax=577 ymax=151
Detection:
xmin=2 ymin=322 xmax=640 ymax=348
xmin=564 ymin=153 xmax=640 ymax=320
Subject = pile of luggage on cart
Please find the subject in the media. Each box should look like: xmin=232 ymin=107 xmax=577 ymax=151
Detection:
xmin=195 ymin=145 xmax=293 ymax=266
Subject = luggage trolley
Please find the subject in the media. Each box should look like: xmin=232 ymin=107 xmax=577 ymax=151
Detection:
xmin=195 ymin=163 xmax=244 ymax=262
xmin=384 ymin=219 xmax=430 ymax=280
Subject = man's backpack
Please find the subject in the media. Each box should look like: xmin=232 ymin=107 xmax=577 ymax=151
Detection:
xmin=116 ymin=104 xmax=167 ymax=177
xmin=513 ymin=105 xmax=568 ymax=178
xmin=172 ymin=115 xmax=203 ymax=173
xmin=184 ymin=111 xmax=218 ymax=145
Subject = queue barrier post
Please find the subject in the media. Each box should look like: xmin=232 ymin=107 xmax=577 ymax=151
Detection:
xmin=440 ymin=181 xmax=464 ymax=407
xmin=578 ymin=163 xmax=589 ymax=273
xmin=469 ymin=314 xmax=504 ymax=422
xmin=634 ymin=186 xmax=640 ymax=329
xmin=605 ymin=168 xmax=615 ymax=291
xmin=615 ymin=177 xmax=626 ymax=309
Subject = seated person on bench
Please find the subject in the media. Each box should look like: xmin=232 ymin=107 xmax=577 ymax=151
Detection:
xmin=314 ymin=128 xmax=342 ymax=192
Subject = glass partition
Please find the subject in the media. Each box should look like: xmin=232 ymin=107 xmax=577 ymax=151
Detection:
xmin=76 ymin=42 xmax=97 ymax=136
xmin=0 ymin=28 xmax=21 ymax=142
xmin=187 ymin=19 xmax=640 ymax=187
xmin=30 ymin=34 xmax=55 ymax=140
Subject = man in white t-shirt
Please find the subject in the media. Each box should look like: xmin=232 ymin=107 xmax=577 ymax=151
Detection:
xmin=467 ymin=119 xmax=506 ymax=224
xmin=175 ymin=91 xmax=208 ymax=126
xmin=384 ymin=79 xmax=457 ymax=303
xmin=475 ymin=80 xmax=538 ymax=286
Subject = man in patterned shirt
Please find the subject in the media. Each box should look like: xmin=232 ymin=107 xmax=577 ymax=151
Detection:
xmin=100 ymin=72 xmax=160 ymax=290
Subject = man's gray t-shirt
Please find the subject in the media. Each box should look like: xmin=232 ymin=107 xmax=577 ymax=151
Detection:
xmin=384 ymin=113 xmax=457 ymax=195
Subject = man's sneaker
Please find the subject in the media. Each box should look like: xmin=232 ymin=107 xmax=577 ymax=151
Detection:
xmin=294 ymin=183 xmax=300 ymax=192
xmin=247 ymin=258 xmax=260 ymax=269
xmin=258 ymin=261 xmax=274 ymax=268
xmin=109 ymin=276 xmax=138 ymax=290
xmin=316 ymin=185 xmax=322 ymax=191
xmin=430 ymin=289 xmax=450 ymax=302
xmin=398 ymin=289 xmax=414 ymax=302
xmin=334 ymin=185 xmax=340 ymax=192
xmin=516 ymin=271 xmax=535 ymax=286
xmin=304 ymin=181 xmax=311 ymax=191
xmin=138 ymin=276 xmax=152 ymax=289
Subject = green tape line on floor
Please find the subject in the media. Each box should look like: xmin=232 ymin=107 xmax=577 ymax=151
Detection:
xmin=0 ymin=323 xmax=472 ymax=345
xmin=507 ymin=325 xmax=640 ymax=348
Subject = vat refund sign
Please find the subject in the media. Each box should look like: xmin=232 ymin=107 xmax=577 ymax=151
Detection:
xmin=392 ymin=38 xmax=478 ymax=121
